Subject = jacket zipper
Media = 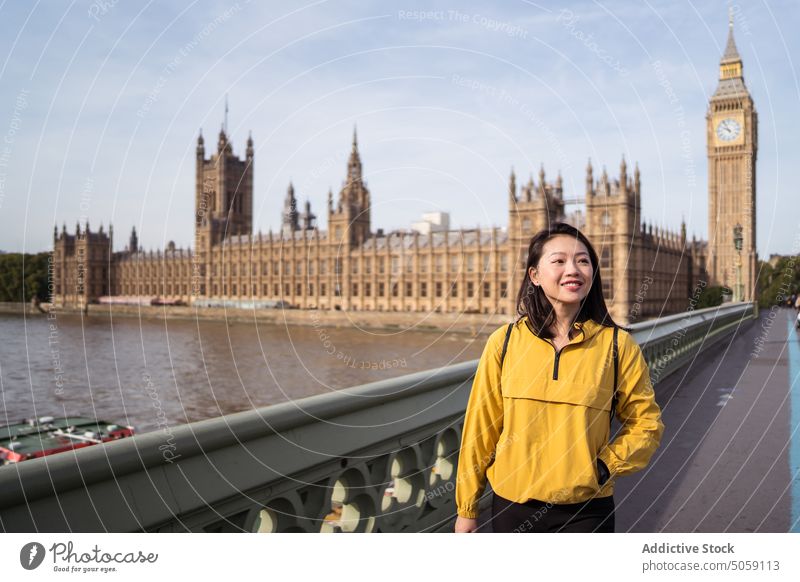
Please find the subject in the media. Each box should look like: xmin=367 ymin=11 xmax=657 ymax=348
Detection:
xmin=544 ymin=340 xmax=563 ymax=380
xmin=541 ymin=330 xmax=585 ymax=380
xmin=553 ymin=348 xmax=561 ymax=380
xmin=546 ymin=329 xmax=584 ymax=380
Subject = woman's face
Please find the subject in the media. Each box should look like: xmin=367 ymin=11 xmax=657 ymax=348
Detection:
xmin=528 ymin=234 xmax=594 ymax=307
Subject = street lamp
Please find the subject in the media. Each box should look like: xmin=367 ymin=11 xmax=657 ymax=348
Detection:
xmin=733 ymin=223 xmax=743 ymax=302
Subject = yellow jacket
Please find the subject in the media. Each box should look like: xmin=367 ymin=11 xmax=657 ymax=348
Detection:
xmin=455 ymin=318 xmax=663 ymax=519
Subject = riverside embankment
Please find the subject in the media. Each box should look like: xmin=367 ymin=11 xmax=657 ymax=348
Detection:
xmin=0 ymin=301 xmax=507 ymax=336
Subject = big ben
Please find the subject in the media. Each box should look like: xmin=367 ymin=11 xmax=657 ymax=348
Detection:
xmin=707 ymin=13 xmax=758 ymax=301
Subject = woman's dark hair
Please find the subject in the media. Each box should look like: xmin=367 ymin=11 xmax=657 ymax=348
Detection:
xmin=516 ymin=222 xmax=620 ymax=337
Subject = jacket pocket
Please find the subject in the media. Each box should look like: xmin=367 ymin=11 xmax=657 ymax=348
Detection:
xmin=596 ymin=459 xmax=610 ymax=486
xmin=501 ymin=378 xmax=612 ymax=412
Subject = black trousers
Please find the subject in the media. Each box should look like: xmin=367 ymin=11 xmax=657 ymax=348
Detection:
xmin=490 ymin=492 xmax=615 ymax=533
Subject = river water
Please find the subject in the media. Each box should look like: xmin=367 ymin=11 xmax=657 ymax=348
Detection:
xmin=0 ymin=312 xmax=485 ymax=434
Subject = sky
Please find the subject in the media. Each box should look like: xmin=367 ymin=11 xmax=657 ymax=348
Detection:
xmin=0 ymin=0 xmax=797 ymax=256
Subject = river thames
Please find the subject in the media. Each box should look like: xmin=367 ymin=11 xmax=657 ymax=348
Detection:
xmin=0 ymin=312 xmax=485 ymax=434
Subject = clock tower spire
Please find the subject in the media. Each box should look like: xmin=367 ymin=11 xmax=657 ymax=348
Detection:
xmin=707 ymin=11 xmax=758 ymax=302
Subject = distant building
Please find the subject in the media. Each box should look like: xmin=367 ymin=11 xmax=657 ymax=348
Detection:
xmin=411 ymin=212 xmax=450 ymax=235
xmin=768 ymin=254 xmax=785 ymax=268
xmin=53 ymin=17 xmax=756 ymax=324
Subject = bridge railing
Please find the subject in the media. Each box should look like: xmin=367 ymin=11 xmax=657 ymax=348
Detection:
xmin=633 ymin=301 xmax=755 ymax=383
xmin=0 ymin=302 xmax=755 ymax=533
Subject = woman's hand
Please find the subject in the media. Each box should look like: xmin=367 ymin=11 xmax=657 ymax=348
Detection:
xmin=454 ymin=516 xmax=479 ymax=533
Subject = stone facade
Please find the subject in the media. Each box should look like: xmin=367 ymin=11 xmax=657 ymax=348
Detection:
xmin=51 ymin=222 xmax=112 ymax=308
xmin=53 ymin=20 xmax=755 ymax=324
xmin=50 ymin=129 xmax=704 ymax=324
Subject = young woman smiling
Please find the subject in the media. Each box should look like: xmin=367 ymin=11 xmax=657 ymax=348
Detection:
xmin=454 ymin=223 xmax=663 ymax=533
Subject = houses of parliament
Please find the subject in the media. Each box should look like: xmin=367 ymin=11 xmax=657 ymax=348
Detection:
xmin=51 ymin=19 xmax=758 ymax=324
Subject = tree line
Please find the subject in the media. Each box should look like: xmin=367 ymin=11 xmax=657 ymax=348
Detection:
xmin=0 ymin=252 xmax=51 ymax=303
xmin=758 ymin=257 xmax=800 ymax=308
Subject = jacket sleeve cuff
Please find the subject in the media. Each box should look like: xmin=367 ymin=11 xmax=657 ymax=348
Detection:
xmin=597 ymin=448 xmax=620 ymax=476
xmin=457 ymin=505 xmax=480 ymax=519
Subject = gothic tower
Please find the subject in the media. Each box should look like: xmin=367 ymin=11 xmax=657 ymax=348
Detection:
xmin=707 ymin=13 xmax=758 ymax=301
xmin=52 ymin=222 xmax=112 ymax=307
xmin=194 ymin=123 xmax=254 ymax=296
xmin=328 ymin=127 xmax=371 ymax=247
xmin=194 ymin=126 xmax=254 ymax=240
xmin=327 ymin=127 xmax=372 ymax=308
xmin=507 ymin=165 xmax=565 ymax=276
xmin=584 ymin=157 xmax=641 ymax=322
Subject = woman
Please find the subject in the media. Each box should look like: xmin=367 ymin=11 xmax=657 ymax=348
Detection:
xmin=454 ymin=223 xmax=663 ymax=533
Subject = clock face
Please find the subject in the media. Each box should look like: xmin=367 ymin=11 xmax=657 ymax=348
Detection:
xmin=716 ymin=118 xmax=741 ymax=142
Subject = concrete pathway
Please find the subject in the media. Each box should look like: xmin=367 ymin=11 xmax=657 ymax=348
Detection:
xmin=616 ymin=308 xmax=798 ymax=532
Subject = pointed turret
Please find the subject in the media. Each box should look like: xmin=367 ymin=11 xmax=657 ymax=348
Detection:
xmin=536 ymin=164 xmax=545 ymax=197
xmin=721 ymin=8 xmax=741 ymax=65
xmin=714 ymin=9 xmax=748 ymax=97
xmin=620 ymin=156 xmax=628 ymax=195
xmin=246 ymin=131 xmax=254 ymax=159
xmin=217 ymin=125 xmax=231 ymax=153
xmin=586 ymin=158 xmax=594 ymax=197
xmin=129 ymin=226 xmax=138 ymax=252
xmin=197 ymin=129 xmax=205 ymax=155
xmin=282 ymin=182 xmax=299 ymax=234
xmin=346 ymin=124 xmax=363 ymax=187
xmin=509 ymin=168 xmax=516 ymax=204
xmin=302 ymin=199 xmax=316 ymax=230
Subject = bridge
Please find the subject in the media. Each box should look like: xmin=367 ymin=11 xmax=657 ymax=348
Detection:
xmin=1 ymin=301 xmax=797 ymax=533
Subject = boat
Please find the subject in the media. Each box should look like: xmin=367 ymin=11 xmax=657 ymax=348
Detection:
xmin=0 ymin=416 xmax=134 ymax=465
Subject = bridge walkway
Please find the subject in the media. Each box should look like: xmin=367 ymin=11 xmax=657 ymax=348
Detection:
xmin=617 ymin=308 xmax=797 ymax=532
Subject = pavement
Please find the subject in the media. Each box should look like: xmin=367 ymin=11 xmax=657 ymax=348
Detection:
xmin=616 ymin=307 xmax=797 ymax=532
